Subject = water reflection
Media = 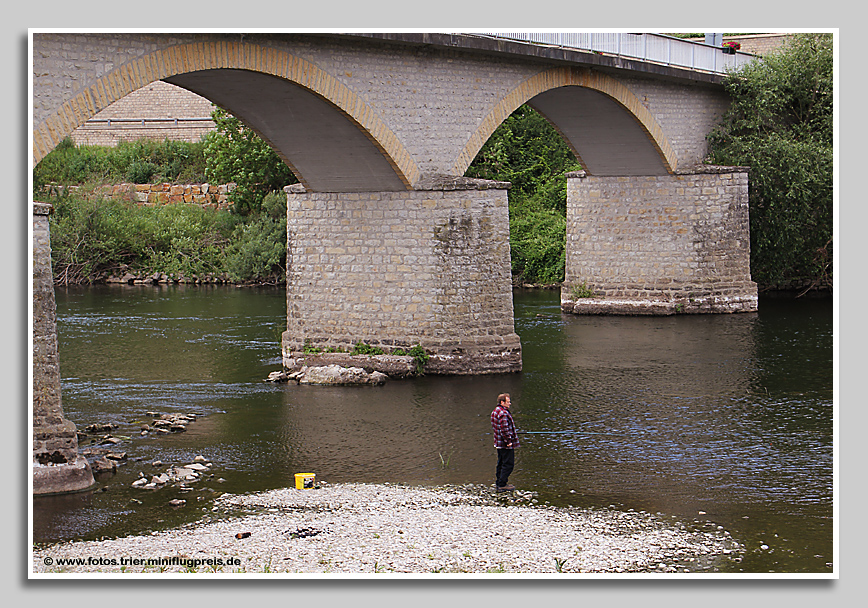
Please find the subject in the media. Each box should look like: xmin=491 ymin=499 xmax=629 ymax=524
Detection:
xmin=35 ymin=286 xmax=833 ymax=573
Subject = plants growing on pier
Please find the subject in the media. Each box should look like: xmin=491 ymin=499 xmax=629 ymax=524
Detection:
xmin=569 ymin=281 xmax=596 ymax=299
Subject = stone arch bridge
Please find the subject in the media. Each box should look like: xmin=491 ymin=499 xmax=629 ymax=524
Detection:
xmin=32 ymin=31 xmax=758 ymax=491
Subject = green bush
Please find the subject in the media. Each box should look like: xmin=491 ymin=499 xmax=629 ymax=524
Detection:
xmin=707 ymin=33 xmax=833 ymax=289
xmin=33 ymin=137 xmax=207 ymax=192
xmin=508 ymin=198 xmax=566 ymax=284
xmin=33 ymin=139 xmax=111 ymax=189
xmin=45 ymin=185 xmax=288 ymax=285
xmin=35 ymin=130 xmax=294 ymax=284
xmin=48 ymin=192 xmax=238 ymax=284
xmin=224 ymin=191 xmax=287 ymax=283
xmin=125 ymin=160 xmax=157 ymax=184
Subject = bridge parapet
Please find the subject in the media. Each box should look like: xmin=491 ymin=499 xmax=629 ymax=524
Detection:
xmin=478 ymin=32 xmax=755 ymax=75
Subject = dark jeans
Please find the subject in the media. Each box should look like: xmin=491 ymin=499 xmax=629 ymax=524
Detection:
xmin=496 ymin=448 xmax=515 ymax=487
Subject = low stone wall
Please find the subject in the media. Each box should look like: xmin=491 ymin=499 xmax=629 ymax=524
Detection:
xmin=43 ymin=182 xmax=236 ymax=210
xmin=722 ymin=34 xmax=795 ymax=56
xmin=281 ymin=177 xmax=522 ymax=375
xmin=561 ymin=168 xmax=758 ymax=315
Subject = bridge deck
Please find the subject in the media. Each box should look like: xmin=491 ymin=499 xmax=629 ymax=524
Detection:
xmin=340 ymin=32 xmax=754 ymax=85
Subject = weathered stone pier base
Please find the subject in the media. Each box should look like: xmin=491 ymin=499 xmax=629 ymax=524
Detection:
xmin=561 ymin=168 xmax=758 ymax=315
xmin=281 ymin=177 xmax=521 ymax=375
xmin=32 ymin=203 xmax=94 ymax=495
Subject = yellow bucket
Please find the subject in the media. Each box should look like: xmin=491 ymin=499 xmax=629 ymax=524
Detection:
xmin=294 ymin=472 xmax=316 ymax=489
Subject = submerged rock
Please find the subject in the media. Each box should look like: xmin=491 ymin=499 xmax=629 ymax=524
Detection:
xmin=297 ymin=365 xmax=389 ymax=386
xmin=267 ymin=365 xmax=389 ymax=385
xmin=91 ymin=456 xmax=116 ymax=474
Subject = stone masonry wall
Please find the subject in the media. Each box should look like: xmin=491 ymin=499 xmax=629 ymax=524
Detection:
xmin=723 ymin=34 xmax=795 ymax=56
xmin=32 ymin=203 xmax=72 ymax=460
xmin=70 ymin=81 xmax=216 ymax=146
xmin=282 ymin=178 xmax=522 ymax=374
xmin=561 ymin=168 xmax=758 ymax=314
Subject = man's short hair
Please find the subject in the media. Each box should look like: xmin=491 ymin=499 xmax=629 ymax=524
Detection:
xmin=497 ymin=393 xmax=510 ymax=405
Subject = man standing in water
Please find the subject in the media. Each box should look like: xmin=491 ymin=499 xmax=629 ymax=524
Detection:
xmin=491 ymin=393 xmax=519 ymax=492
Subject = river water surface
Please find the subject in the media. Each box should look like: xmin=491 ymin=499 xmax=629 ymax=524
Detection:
xmin=33 ymin=286 xmax=834 ymax=574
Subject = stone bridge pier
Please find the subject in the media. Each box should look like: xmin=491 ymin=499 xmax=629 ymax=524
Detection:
xmin=32 ymin=203 xmax=94 ymax=495
xmin=561 ymin=167 xmax=758 ymax=314
xmin=281 ymin=176 xmax=522 ymax=374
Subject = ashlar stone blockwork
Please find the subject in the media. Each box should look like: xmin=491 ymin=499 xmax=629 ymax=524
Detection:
xmin=561 ymin=168 xmax=758 ymax=315
xmin=281 ymin=177 xmax=521 ymax=374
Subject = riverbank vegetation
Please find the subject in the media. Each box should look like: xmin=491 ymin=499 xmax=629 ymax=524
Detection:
xmin=465 ymin=104 xmax=580 ymax=284
xmin=707 ymin=33 xmax=833 ymax=292
xmin=34 ymin=34 xmax=832 ymax=291
xmin=36 ymin=111 xmax=296 ymax=286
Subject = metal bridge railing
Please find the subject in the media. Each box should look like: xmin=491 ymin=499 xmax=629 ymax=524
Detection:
xmin=475 ymin=32 xmax=756 ymax=75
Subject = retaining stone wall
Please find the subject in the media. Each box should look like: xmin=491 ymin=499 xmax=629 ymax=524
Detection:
xmin=43 ymin=182 xmax=236 ymax=210
xmin=281 ymin=178 xmax=522 ymax=374
xmin=71 ymin=81 xmax=216 ymax=146
xmin=561 ymin=168 xmax=758 ymax=314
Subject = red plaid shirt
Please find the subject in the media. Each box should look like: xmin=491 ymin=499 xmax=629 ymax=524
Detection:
xmin=491 ymin=404 xmax=519 ymax=449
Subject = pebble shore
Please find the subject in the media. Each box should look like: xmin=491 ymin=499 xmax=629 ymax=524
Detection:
xmin=33 ymin=482 xmax=743 ymax=575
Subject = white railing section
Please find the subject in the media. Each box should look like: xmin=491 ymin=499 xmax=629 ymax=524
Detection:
xmin=475 ymin=32 xmax=755 ymax=75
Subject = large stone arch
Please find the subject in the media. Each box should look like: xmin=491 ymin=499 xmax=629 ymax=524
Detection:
xmin=451 ymin=66 xmax=678 ymax=177
xmin=32 ymin=39 xmax=420 ymax=191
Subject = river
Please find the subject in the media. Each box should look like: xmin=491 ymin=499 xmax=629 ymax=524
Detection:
xmin=32 ymin=285 xmax=834 ymax=574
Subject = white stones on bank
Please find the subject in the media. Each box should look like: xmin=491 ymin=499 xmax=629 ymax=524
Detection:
xmin=33 ymin=482 xmax=744 ymax=575
xmin=130 ymin=456 xmax=213 ymax=492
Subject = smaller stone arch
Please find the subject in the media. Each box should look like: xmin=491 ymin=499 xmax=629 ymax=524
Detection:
xmin=32 ymin=40 xmax=420 ymax=191
xmin=451 ymin=66 xmax=678 ymax=177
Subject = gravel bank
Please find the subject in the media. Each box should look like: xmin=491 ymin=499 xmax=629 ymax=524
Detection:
xmin=33 ymin=482 xmax=744 ymax=575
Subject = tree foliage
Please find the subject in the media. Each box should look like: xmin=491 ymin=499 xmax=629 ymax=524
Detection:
xmin=707 ymin=33 xmax=833 ymax=289
xmin=466 ymin=105 xmax=580 ymax=283
xmin=202 ymin=106 xmax=298 ymax=215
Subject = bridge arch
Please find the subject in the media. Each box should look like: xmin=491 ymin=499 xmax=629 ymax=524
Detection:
xmin=452 ymin=66 xmax=678 ymax=177
xmin=32 ymin=40 xmax=420 ymax=191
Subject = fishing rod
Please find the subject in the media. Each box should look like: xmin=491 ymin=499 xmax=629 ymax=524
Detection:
xmin=484 ymin=429 xmax=631 ymax=437
xmin=518 ymin=430 xmax=617 ymax=436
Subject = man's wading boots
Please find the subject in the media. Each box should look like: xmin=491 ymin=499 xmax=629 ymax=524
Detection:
xmin=496 ymin=484 xmax=516 ymax=492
